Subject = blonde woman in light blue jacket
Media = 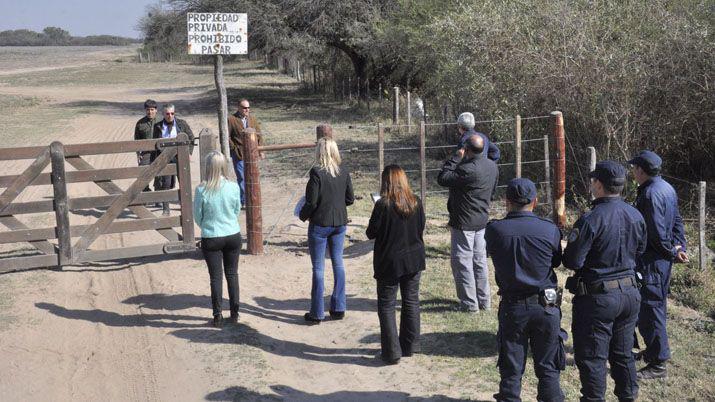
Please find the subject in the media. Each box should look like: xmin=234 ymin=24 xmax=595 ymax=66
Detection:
xmin=194 ymin=151 xmax=242 ymax=327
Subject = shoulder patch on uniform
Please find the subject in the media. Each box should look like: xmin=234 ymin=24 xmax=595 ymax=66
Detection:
xmin=567 ymin=228 xmax=580 ymax=243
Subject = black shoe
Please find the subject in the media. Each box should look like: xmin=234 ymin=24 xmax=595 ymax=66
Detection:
xmin=304 ymin=313 xmax=322 ymax=325
xmin=633 ymin=350 xmax=645 ymax=361
xmin=329 ymin=310 xmax=345 ymax=320
xmin=638 ymin=362 xmax=667 ymax=380
xmin=212 ymin=314 xmax=224 ymax=328
xmin=228 ymin=313 xmax=239 ymax=324
xmin=375 ymin=351 xmax=400 ymax=365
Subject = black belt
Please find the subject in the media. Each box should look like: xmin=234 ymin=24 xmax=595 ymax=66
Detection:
xmin=501 ymin=294 xmax=540 ymax=304
xmin=580 ymin=276 xmax=637 ymax=296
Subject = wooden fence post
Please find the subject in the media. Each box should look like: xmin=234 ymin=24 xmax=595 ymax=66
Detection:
xmin=392 ymin=87 xmax=400 ymax=126
xmin=419 ymin=121 xmax=426 ymax=205
xmin=442 ymin=104 xmax=449 ymax=142
xmin=543 ymin=135 xmax=553 ymax=207
xmin=514 ymin=115 xmax=522 ymax=178
xmin=313 ymin=65 xmax=318 ymax=93
xmin=244 ymin=129 xmax=263 ymax=255
xmin=550 ymin=111 xmax=566 ymax=228
xmin=378 ymin=83 xmax=383 ymax=107
xmin=348 ymin=77 xmax=352 ymax=102
xmin=50 ymin=142 xmax=71 ymax=266
xmin=700 ymin=181 xmax=707 ymax=270
xmin=176 ymin=135 xmax=195 ymax=249
xmin=406 ymin=91 xmax=412 ymax=132
xmin=378 ymin=123 xmax=385 ymax=187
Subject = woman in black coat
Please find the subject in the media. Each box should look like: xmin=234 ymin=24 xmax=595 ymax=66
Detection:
xmin=366 ymin=165 xmax=426 ymax=364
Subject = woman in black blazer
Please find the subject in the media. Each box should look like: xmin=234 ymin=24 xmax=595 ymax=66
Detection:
xmin=366 ymin=165 xmax=426 ymax=364
xmin=299 ymin=137 xmax=354 ymax=323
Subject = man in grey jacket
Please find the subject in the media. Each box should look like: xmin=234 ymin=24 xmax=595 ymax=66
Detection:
xmin=438 ymin=134 xmax=498 ymax=312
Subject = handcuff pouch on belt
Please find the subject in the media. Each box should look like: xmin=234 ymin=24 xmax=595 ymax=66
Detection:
xmin=539 ymin=287 xmax=562 ymax=307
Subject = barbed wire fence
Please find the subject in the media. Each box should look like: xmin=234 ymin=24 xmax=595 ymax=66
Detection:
xmin=245 ymin=113 xmax=711 ymax=269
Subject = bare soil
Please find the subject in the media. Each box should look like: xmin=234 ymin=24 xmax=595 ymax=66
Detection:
xmin=0 ymin=48 xmax=473 ymax=402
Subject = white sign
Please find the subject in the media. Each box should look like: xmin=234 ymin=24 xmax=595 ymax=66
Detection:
xmin=187 ymin=13 xmax=247 ymax=55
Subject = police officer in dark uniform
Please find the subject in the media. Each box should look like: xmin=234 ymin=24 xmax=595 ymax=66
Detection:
xmin=629 ymin=150 xmax=688 ymax=379
xmin=485 ymin=178 xmax=565 ymax=402
xmin=563 ymin=161 xmax=647 ymax=401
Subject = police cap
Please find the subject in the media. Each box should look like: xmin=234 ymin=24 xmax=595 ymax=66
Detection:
xmin=628 ymin=150 xmax=662 ymax=172
xmin=588 ymin=160 xmax=626 ymax=186
xmin=506 ymin=178 xmax=537 ymax=205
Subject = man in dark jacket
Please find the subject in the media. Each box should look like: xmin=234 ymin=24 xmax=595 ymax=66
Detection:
xmin=629 ymin=150 xmax=688 ymax=379
xmin=134 ymin=99 xmax=159 ymax=192
xmin=228 ymin=98 xmax=263 ymax=205
xmin=152 ymin=103 xmax=194 ymax=215
xmin=438 ymin=135 xmax=498 ymax=312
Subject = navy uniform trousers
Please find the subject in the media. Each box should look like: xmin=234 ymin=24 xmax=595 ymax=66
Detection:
xmin=496 ymin=298 xmax=565 ymax=402
xmin=572 ymin=284 xmax=641 ymax=401
xmin=637 ymin=255 xmax=672 ymax=363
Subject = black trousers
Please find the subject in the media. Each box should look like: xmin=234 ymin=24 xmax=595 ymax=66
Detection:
xmin=572 ymin=284 xmax=640 ymax=401
xmin=201 ymin=232 xmax=242 ymax=317
xmin=376 ymin=271 xmax=421 ymax=361
xmin=496 ymin=299 xmax=565 ymax=402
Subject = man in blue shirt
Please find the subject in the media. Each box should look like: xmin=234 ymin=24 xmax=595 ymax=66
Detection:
xmin=629 ymin=150 xmax=688 ymax=380
xmin=485 ymin=178 xmax=564 ymax=402
xmin=456 ymin=112 xmax=501 ymax=162
xmin=563 ymin=161 xmax=647 ymax=401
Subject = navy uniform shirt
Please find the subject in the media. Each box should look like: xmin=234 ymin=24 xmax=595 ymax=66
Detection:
xmin=485 ymin=211 xmax=562 ymax=297
xmin=563 ymin=197 xmax=647 ymax=283
xmin=634 ymin=176 xmax=687 ymax=261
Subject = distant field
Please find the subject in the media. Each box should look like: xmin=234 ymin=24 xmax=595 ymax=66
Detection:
xmin=0 ymin=46 xmax=137 ymax=75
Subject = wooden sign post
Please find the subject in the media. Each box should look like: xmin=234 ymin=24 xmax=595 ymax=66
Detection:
xmin=187 ymin=13 xmax=248 ymax=160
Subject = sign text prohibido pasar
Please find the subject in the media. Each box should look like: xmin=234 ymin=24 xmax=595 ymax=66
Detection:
xmin=187 ymin=13 xmax=247 ymax=55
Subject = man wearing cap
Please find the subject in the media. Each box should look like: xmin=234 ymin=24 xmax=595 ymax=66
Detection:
xmin=438 ymin=134 xmax=498 ymax=312
xmin=485 ymin=178 xmax=565 ymax=402
xmin=228 ymin=98 xmax=263 ymax=206
xmin=563 ymin=161 xmax=646 ymax=401
xmin=134 ymin=99 xmax=159 ymax=192
xmin=456 ymin=112 xmax=501 ymax=162
xmin=629 ymin=150 xmax=688 ymax=379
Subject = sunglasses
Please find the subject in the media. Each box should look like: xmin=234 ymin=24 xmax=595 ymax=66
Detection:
xmin=240 ymin=106 xmax=250 ymax=110
xmin=165 ymin=112 xmax=175 ymax=115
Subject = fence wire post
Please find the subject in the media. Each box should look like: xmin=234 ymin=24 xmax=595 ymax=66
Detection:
xmin=378 ymin=123 xmax=385 ymax=188
xmin=700 ymin=181 xmax=707 ymax=270
xmin=515 ymin=115 xmax=522 ymax=178
xmin=244 ymin=130 xmax=263 ymax=255
xmin=419 ymin=121 xmax=426 ymax=206
xmin=406 ymin=91 xmax=412 ymax=133
xmin=543 ymin=135 xmax=552 ymax=208
xmin=392 ymin=87 xmax=400 ymax=126
xmin=550 ymin=111 xmax=566 ymax=228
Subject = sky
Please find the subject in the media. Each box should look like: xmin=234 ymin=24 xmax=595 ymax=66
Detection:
xmin=0 ymin=0 xmax=160 ymax=38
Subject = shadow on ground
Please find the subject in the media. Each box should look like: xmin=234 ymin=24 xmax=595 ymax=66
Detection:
xmin=206 ymin=384 xmax=484 ymax=401
xmin=359 ymin=328 xmax=496 ymax=359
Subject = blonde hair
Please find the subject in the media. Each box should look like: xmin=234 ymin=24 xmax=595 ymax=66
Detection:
xmin=202 ymin=151 xmax=227 ymax=194
xmin=315 ymin=137 xmax=341 ymax=177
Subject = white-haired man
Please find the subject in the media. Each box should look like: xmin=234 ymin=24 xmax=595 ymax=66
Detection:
xmin=456 ymin=112 xmax=501 ymax=162
xmin=152 ymin=103 xmax=194 ymax=215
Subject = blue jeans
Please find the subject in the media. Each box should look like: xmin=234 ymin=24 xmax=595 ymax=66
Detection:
xmin=307 ymin=224 xmax=347 ymax=319
xmin=230 ymin=151 xmax=246 ymax=205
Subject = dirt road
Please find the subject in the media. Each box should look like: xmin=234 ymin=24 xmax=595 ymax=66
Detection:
xmin=0 ymin=48 xmax=476 ymax=402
